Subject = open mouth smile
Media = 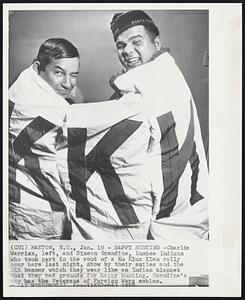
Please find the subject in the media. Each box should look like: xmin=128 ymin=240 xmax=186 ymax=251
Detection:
xmin=57 ymin=89 xmax=69 ymax=95
xmin=126 ymin=57 xmax=140 ymax=67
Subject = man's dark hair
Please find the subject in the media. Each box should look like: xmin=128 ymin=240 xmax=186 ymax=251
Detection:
xmin=33 ymin=38 xmax=79 ymax=72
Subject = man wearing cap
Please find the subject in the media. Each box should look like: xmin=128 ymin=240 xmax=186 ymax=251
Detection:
xmin=109 ymin=10 xmax=209 ymax=239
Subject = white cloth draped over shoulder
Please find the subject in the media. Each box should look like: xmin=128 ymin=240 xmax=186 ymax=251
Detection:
xmin=64 ymin=93 xmax=153 ymax=240
xmin=9 ymin=65 xmax=147 ymax=240
xmin=113 ymin=52 xmax=209 ymax=240
xmin=9 ymin=65 xmax=71 ymax=239
xmin=9 ymin=53 xmax=208 ymax=240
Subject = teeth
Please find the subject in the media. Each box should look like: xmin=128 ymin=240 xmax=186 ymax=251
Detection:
xmin=128 ymin=58 xmax=139 ymax=64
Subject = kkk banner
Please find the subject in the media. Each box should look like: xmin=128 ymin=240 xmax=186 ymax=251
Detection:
xmin=62 ymin=51 xmax=208 ymax=240
xmin=58 ymin=97 xmax=154 ymax=240
xmin=9 ymin=65 xmax=72 ymax=239
xmin=9 ymin=52 xmax=208 ymax=240
xmin=8 ymin=65 xmax=147 ymax=240
xmin=112 ymin=51 xmax=209 ymax=240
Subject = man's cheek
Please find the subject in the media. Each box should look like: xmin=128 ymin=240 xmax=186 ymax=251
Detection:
xmin=119 ymin=56 xmax=125 ymax=65
xmin=71 ymin=80 xmax=77 ymax=88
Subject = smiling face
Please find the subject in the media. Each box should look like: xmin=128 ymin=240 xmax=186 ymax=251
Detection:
xmin=38 ymin=57 xmax=80 ymax=98
xmin=116 ymin=25 xmax=161 ymax=71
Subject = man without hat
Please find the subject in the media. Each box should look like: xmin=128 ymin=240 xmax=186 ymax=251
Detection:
xmin=9 ymin=36 xmax=152 ymax=240
xmin=9 ymin=38 xmax=83 ymax=239
xmin=109 ymin=10 xmax=209 ymax=239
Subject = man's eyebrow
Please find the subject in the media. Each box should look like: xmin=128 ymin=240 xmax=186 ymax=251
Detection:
xmin=116 ymin=35 xmax=142 ymax=45
xmin=116 ymin=40 xmax=125 ymax=46
xmin=128 ymin=34 xmax=142 ymax=41
xmin=54 ymin=66 xmax=65 ymax=72
xmin=54 ymin=66 xmax=79 ymax=74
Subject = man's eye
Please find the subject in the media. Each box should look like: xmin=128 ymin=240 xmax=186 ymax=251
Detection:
xmin=54 ymin=71 xmax=63 ymax=75
xmin=133 ymin=40 xmax=142 ymax=46
xmin=116 ymin=44 xmax=124 ymax=50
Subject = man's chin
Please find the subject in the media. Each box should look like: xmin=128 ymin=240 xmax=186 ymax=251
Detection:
xmin=56 ymin=91 xmax=69 ymax=99
xmin=125 ymin=62 xmax=142 ymax=71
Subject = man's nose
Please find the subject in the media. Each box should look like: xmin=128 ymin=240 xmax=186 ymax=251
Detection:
xmin=61 ymin=76 xmax=72 ymax=89
xmin=123 ymin=43 xmax=134 ymax=56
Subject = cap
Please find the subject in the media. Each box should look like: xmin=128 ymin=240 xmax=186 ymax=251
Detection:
xmin=110 ymin=10 xmax=156 ymax=41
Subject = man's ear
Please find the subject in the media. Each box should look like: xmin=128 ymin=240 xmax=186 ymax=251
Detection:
xmin=154 ymin=36 xmax=162 ymax=51
xmin=33 ymin=61 xmax=40 ymax=73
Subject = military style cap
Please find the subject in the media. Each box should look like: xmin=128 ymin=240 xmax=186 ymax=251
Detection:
xmin=110 ymin=10 xmax=156 ymax=41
